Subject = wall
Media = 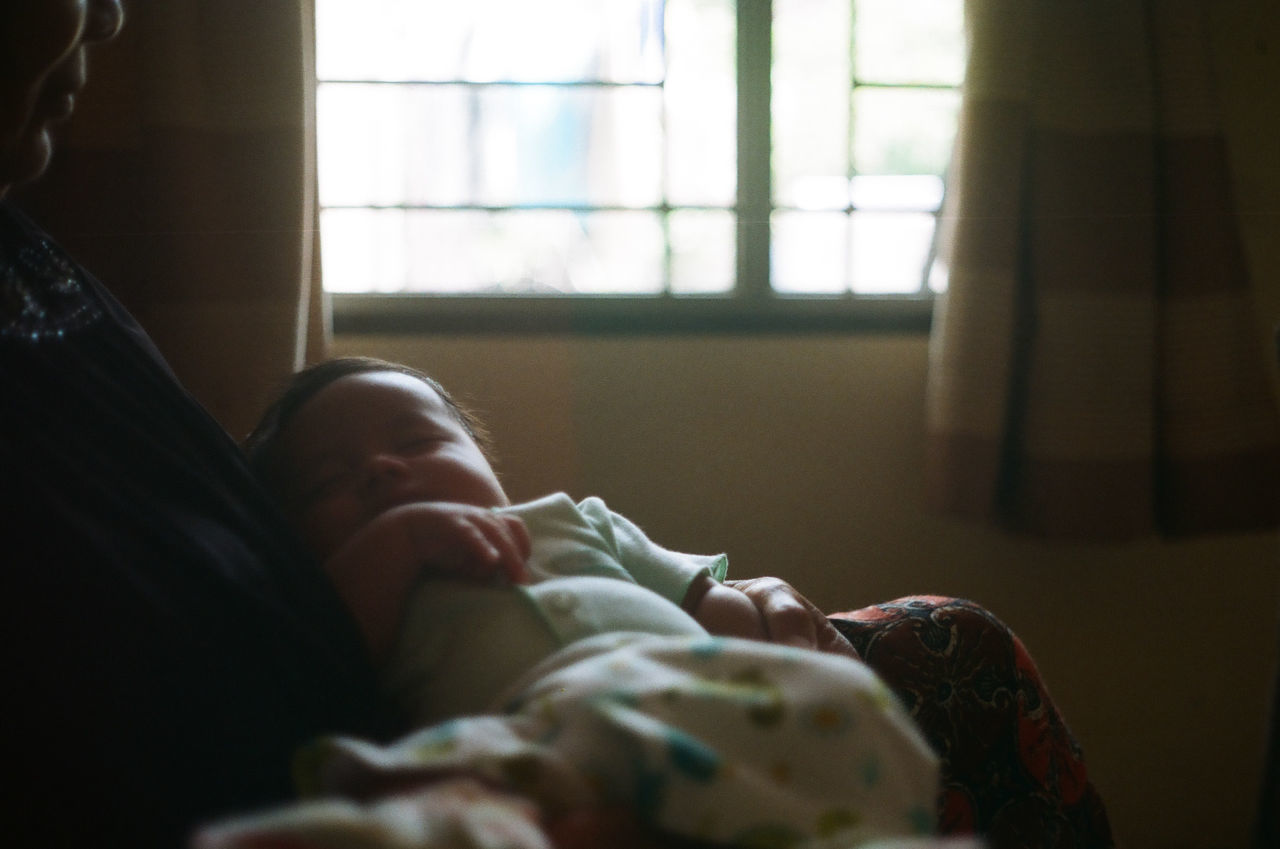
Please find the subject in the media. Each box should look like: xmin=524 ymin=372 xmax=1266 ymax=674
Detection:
xmin=329 ymin=5 xmax=1280 ymax=847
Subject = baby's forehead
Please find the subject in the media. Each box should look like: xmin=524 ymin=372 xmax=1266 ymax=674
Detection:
xmin=285 ymin=372 xmax=453 ymax=452
xmin=321 ymin=371 xmax=447 ymax=412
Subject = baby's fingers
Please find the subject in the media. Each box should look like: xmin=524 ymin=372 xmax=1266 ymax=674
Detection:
xmin=485 ymin=513 xmax=531 ymax=584
xmin=437 ymin=511 xmax=529 ymax=584
xmin=414 ymin=511 xmax=500 ymax=579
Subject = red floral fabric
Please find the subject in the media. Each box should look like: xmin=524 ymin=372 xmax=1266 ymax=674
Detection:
xmin=830 ymin=597 xmax=1115 ymax=849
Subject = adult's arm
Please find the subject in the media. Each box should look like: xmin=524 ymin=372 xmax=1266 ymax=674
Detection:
xmin=724 ymin=576 xmax=860 ymax=660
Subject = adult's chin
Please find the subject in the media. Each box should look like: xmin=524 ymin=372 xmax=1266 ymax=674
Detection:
xmin=0 ymin=126 xmax=56 ymax=196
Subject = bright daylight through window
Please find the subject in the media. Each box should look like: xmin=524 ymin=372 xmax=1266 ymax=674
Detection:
xmin=315 ymin=0 xmax=964 ymax=330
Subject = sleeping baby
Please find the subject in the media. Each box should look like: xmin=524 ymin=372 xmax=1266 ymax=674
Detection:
xmin=209 ymin=356 xmax=941 ymax=849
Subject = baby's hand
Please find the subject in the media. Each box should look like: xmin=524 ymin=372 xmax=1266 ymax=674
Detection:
xmin=386 ymin=501 xmax=531 ymax=585
xmin=323 ymin=502 xmax=531 ymax=661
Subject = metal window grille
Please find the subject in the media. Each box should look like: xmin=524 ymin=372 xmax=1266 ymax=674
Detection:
xmin=316 ymin=0 xmax=963 ymax=332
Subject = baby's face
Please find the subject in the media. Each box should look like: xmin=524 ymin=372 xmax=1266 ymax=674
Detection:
xmin=275 ymin=370 xmax=509 ymax=560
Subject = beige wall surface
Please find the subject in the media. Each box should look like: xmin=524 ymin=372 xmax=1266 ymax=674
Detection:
xmin=330 ymin=4 xmax=1280 ymax=847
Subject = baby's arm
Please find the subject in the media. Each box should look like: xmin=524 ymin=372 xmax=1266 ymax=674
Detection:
xmin=324 ymin=502 xmax=531 ymax=661
xmin=681 ymin=574 xmax=768 ymax=641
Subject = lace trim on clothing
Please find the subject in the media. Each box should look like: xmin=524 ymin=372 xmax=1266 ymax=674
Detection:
xmin=1 ymin=237 xmax=102 ymax=342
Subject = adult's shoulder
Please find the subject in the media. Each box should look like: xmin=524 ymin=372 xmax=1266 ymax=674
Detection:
xmin=0 ymin=199 xmax=163 ymax=359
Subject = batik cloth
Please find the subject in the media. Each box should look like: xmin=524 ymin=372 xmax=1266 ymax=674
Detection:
xmin=830 ymin=597 xmax=1115 ymax=849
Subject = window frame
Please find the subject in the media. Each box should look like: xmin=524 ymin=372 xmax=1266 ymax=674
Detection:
xmin=322 ymin=0 xmax=949 ymax=336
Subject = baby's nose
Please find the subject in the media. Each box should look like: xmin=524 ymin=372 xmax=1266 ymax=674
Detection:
xmin=363 ymin=452 xmax=409 ymax=484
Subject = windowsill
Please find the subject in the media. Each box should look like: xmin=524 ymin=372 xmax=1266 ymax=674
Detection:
xmin=331 ymin=293 xmax=936 ymax=335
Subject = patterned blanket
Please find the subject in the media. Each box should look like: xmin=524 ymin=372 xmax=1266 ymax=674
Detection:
xmin=195 ymin=632 xmax=974 ymax=849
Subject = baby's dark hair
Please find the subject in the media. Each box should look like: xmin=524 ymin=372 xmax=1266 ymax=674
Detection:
xmin=243 ymin=356 xmax=493 ymax=491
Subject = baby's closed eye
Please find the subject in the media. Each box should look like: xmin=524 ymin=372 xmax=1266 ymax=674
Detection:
xmin=297 ymin=464 xmax=354 ymax=502
xmin=395 ymin=435 xmax=442 ymax=454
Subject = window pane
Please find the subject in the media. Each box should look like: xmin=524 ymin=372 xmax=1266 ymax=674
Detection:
xmin=850 ymin=174 xmax=944 ymax=212
xmin=321 ymin=208 xmax=410 ymax=293
xmin=849 ymin=211 xmax=935 ymax=293
xmin=669 ymin=210 xmax=734 ymax=293
xmin=567 ymin=211 xmax=665 ymax=293
xmin=772 ymin=212 xmax=848 ymax=293
xmin=318 ymin=84 xmax=472 ymax=207
xmin=316 ymin=0 xmax=665 ymax=84
xmin=852 ymin=87 xmax=960 ymax=177
xmin=321 ymin=208 xmax=664 ymax=294
xmin=471 ymin=86 xmax=663 ymax=207
xmin=317 ymin=84 xmax=663 ymax=208
xmin=773 ymin=0 xmax=851 ymax=210
xmin=853 ymin=0 xmax=965 ymax=86
xmin=666 ymin=0 xmax=735 ymax=206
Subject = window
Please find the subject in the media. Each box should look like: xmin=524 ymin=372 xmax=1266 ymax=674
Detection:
xmin=316 ymin=0 xmax=964 ymax=332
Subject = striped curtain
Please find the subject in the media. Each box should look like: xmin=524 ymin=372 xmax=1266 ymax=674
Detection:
xmin=16 ymin=0 xmax=327 ymax=439
xmin=925 ymin=0 xmax=1280 ymax=540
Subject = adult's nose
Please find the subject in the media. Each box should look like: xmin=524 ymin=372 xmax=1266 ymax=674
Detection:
xmin=85 ymin=0 xmax=125 ymax=43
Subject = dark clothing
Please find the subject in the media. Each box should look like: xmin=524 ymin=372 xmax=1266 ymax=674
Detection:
xmin=0 ymin=203 xmax=390 ymax=848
